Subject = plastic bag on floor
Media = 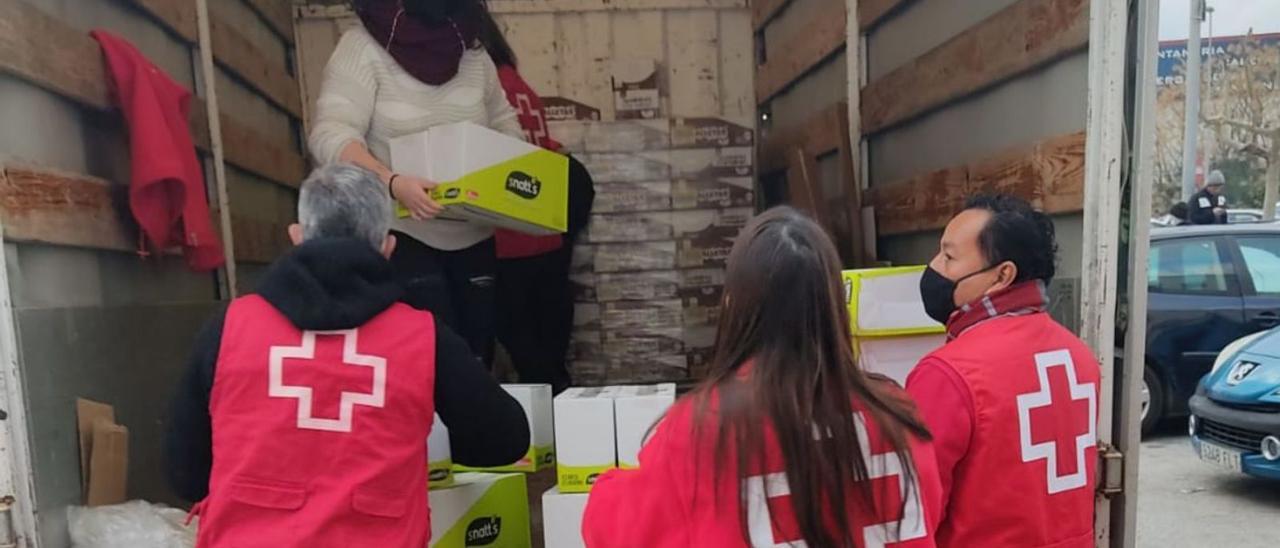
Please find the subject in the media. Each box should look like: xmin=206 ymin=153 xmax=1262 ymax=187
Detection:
xmin=68 ymin=500 xmax=196 ymax=548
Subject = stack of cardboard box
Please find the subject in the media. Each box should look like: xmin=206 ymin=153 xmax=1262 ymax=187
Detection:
xmin=841 ymin=266 xmax=947 ymax=383
xmin=543 ymin=384 xmax=676 ymax=548
xmin=556 ymin=116 xmax=755 ymax=385
xmin=424 ymin=384 xmax=556 ymax=547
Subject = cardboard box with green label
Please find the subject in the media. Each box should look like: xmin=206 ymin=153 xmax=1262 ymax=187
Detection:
xmin=553 ymin=384 xmax=676 ymax=492
xmin=455 ymin=384 xmax=555 ymax=473
xmin=842 ymin=267 xmax=946 ymax=385
xmin=389 ymin=122 xmax=568 ymax=235
xmin=428 ymin=473 xmax=530 ymax=548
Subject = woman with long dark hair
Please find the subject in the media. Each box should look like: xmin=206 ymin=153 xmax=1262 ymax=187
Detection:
xmin=582 ymin=207 xmax=944 ymax=547
xmin=308 ymin=0 xmax=525 ymax=366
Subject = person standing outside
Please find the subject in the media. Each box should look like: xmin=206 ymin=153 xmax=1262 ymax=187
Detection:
xmin=906 ymin=194 xmax=1100 ymax=548
xmin=1188 ymin=170 xmax=1228 ymax=224
xmin=308 ymin=0 xmax=526 ymax=367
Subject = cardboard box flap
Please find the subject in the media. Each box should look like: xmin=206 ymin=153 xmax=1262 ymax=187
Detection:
xmin=86 ymin=420 xmax=128 ymax=507
xmin=76 ymin=398 xmax=115 ymax=496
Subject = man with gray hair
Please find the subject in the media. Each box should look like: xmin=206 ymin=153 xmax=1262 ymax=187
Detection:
xmin=1189 ymin=169 xmax=1229 ymax=224
xmin=165 ymin=164 xmax=530 ymax=546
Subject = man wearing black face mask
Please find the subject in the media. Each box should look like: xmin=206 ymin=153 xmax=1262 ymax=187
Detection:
xmin=905 ymin=194 xmax=1101 ymax=548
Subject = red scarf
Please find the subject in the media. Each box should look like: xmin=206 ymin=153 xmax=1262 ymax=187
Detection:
xmin=946 ymin=280 xmax=1048 ymax=340
xmin=356 ymin=0 xmax=479 ymax=86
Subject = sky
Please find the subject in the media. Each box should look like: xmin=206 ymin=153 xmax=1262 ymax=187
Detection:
xmin=1160 ymin=0 xmax=1280 ymax=40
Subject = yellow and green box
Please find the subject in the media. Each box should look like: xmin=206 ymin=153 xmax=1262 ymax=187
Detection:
xmin=390 ymin=121 xmax=569 ymax=235
xmin=428 ymin=473 xmax=530 ymax=548
xmin=842 ymin=266 xmax=945 ymax=338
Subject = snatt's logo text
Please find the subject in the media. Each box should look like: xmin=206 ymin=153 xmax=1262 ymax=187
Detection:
xmin=506 ymin=171 xmax=541 ymax=199
xmin=465 ymin=516 xmax=502 ymax=546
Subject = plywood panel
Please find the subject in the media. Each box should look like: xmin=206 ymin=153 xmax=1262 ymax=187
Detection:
xmin=490 ymin=0 xmax=746 ymax=13
xmin=0 ymin=166 xmax=132 ymax=253
xmin=755 ymin=1 xmax=846 ymax=102
xmin=0 ymin=0 xmax=304 ymax=187
xmin=299 ymin=4 xmax=754 ymax=125
xmin=866 ymin=131 xmax=1085 ymax=235
xmin=718 ymin=10 xmax=755 ymax=118
xmin=865 ymin=0 xmax=1016 ymax=81
xmin=245 ymin=0 xmax=295 ymax=44
xmin=753 ymin=0 xmax=790 ymax=29
xmin=666 ymin=10 xmax=720 ymax=117
xmin=859 ymin=0 xmax=911 ymax=30
xmin=0 ymin=164 xmax=288 ymax=262
xmin=868 ymin=52 xmax=1086 ymax=183
xmin=500 ymin=14 xmax=560 ymax=97
xmin=860 ymin=0 xmax=1087 ymax=134
xmin=612 ymin=10 xmax=667 ymax=69
xmin=295 ymin=15 xmax=343 ymax=130
xmin=124 ymin=0 xmax=302 ymax=117
xmin=555 ymin=12 xmax=613 ymax=117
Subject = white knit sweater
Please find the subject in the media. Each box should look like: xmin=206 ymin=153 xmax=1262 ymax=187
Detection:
xmin=308 ymin=26 xmax=523 ymax=250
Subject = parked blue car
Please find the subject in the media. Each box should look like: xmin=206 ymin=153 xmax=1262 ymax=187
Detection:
xmin=1189 ymin=328 xmax=1280 ymax=480
xmin=1141 ymin=224 xmax=1280 ymax=434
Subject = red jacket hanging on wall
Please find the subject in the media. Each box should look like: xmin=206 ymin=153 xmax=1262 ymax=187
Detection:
xmin=91 ymin=30 xmax=224 ymax=271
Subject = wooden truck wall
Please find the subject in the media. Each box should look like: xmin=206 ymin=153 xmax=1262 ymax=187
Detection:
xmin=296 ymin=0 xmax=757 ymax=385
xmin=755 ymin=0 xmax=1091 ymax=328
xmin=0 ymin=1 xmax=302 ymax=545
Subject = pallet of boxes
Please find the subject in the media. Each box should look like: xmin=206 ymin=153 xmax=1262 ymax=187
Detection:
xmin=554 ymin=95 xmax=755 ymax=385
xmin=544 ymin=383 xmax=677 ymax=548
xmin=842 ymin=266 xmax=947 ymax=383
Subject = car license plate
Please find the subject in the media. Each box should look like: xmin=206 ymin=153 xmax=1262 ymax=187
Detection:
xmin=1199 ymin=441 xmax=1243 ymax=473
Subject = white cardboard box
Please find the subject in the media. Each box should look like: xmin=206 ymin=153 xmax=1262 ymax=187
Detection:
xmin=855 ymin=334 xmax=946 ymax=385
xmin=389 ymin=122 xmax=568 ymax=234
xmin=554 ymin=387 xmax=618 ymax=493
xmin=842 ymin=267 xmax=945 ymax=336
xmin=455 ymin=384 xmax=555 ymax=473
xmin=613 ymin=384 xmax=676 ymax=469
xmin=542 ymin=487 xmax=590 ymax=548
xmin=428 ymin=473 xmax=530 ymax=547
xmin=427 ymin=413 xmax=453 ymax=488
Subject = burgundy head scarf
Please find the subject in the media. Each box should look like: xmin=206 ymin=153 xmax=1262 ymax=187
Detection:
xmin=355 ymin=0 xmax=481 ymax=86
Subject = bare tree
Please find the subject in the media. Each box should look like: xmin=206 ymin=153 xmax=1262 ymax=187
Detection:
xmin=1202 ymin=32 xmax=1280 ymax=217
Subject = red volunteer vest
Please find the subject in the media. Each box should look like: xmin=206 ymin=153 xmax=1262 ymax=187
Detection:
xmin=928 ymin=313 xmax=1099 ymax=548
xmin=584 ymin=388 xmax=944 ymax=547
xmin=494 ymin=64 xmax=564 ymax=259
xmin=196 ymin=296 xmax=437 ymax=548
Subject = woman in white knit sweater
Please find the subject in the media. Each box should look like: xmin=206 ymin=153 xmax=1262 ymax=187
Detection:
xmin=308 ymin=0 xmax=523 ymax=366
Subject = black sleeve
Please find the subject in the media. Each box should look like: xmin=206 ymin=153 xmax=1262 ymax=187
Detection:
xmin=434 ymin=324 xmax=531 ymax=467
xmin=164 ymin=306 xmax=226 ymax=503
xmin=1188 ymin=192 xmax=1217 ymax=225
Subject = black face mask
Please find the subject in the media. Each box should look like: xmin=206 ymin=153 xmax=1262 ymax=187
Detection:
xmin=919 ymin=264 xmax=999 ymax=325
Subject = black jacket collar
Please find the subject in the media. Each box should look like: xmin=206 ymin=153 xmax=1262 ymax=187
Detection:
xmin=257 ymin=238 xmax=403 ymax=331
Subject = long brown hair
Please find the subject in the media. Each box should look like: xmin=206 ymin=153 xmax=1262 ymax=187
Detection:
xmin=693 ymin=206 xmax=931 ymax=547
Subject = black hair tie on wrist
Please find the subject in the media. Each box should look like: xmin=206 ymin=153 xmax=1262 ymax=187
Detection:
xmin=388 ymin=173 xmax=400 ymax=199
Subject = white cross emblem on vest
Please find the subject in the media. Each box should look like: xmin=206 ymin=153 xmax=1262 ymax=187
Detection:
xmin=1016 ymin=349 xmax=1097 ymax=494
xmin=742 ymin=413 xmax=927 ymax=547
xmin=268 ymin=329 xmax=387 ymax=433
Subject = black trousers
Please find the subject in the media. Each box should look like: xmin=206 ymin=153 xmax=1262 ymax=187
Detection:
xmin=496 ymin=245 xmax=574 ymax=393
xmin=390 ymin=232 xmax=497 ymax=367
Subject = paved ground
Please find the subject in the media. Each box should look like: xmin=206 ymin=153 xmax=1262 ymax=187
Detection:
xmin=1137 ymin=423 xmax=1280 ymax=547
